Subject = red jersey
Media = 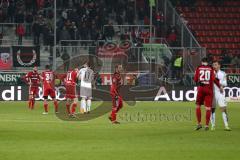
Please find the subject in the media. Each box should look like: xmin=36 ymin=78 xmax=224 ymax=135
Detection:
xmin=25 ymin=71 xmax=41 ymax=87
xmin=42 ymin=70 xmax=55 ymax=89
xmin=110 ymin=72 xmax=122 ymax=95
xmin=65 ymin=70 xmax=78 ymax=86
xmin=194 ymin=65 xmax=220 ymax=90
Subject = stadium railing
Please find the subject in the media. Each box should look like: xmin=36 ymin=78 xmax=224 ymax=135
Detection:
xmin=158 ymin=0 xmax=201 ymax=48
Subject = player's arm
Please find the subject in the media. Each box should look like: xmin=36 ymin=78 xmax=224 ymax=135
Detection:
xmin=193 ymin=68 xmax=199 ymax=84
xmin=220 ymin=72 xmax=227 ymax=87
xmin=211 ymin=69 xmax=223 ymax=93
xmin=22 ymin=73 xmax=30 ymax=84
xmin=39 ymin=72 xmax=44 ymax=81
xmin=78 ymin=70 xmax=82 ymax=81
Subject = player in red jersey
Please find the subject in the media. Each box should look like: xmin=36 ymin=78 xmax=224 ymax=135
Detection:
xmin=64 ymin=67 xmax=79 ymax=117
xmin=41 ymin=65 xmax=58 ymax=114
xmin=109 ymin=64 xmax=123 ymax=124
xmin=194 ymin=58 xmax=222 ymax=131
xmin=25 ymin=66 xmax=41 ymax=110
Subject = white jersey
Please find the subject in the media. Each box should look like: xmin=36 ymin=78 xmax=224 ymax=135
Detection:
xmin=213 ymin=70 xmax=227 ymax=108
xmin=214 ymin=70 xmax=227 ymax=94
xmin=78 ymin=67 xmax=94 ymax=89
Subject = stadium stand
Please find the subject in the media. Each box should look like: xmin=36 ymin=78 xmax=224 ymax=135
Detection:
xmin=176 ymin=0 xmax=240 ymax=73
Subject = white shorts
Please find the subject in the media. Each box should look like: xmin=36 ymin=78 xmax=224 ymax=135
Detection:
xmin=213 ymin=92 xmax=227 ymax=108
xmin=80 ymin=86 xmax=92 ymax=99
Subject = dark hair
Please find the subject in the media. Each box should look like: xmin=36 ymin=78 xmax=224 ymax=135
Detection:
xmin=84 ymin=61 xmax=89 ymax=67
xmin=201 ymin=57 xmax=208 ymax=63
xmin=212 ymin=61 xmax=221 ymax=65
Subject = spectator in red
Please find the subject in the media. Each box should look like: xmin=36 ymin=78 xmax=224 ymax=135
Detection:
xmin=16 ymin=23 xmax=25 ymax=45
xmin=36 ymin=0 xmax=44 ymax=9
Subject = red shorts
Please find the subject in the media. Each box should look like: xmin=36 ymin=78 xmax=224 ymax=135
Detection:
xmin=29 ymin=86 xmax=39 ymax=96
xmin=196 ymin=86 xmax=213 ymax=108
xmin=43 ymin=86 xmax=56 ymax=99
xmin=65 ymin=84 xmax=76 ymax=99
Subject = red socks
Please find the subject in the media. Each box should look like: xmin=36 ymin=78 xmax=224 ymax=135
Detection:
xmin=111 ymin=108 xmax=117 ymax=122
xmin=206 ymin=110 xmax=211 ymax=126
xmin=28 ymin=99 xmax=32 ymax=109
xmin=196 ymin=107 xmax=201 ymax=124
xmin=71 ymin=103 xmax=77 ymax=114
xmin=44 ymin=104 xmax=48 ymax=112
xmin=28 ymin=99 xmax=35 ymax=110
xmin=54 ymin=101 xmax=58 ymax=112
xmin=66 ymin=104 xmax=70 ymax=114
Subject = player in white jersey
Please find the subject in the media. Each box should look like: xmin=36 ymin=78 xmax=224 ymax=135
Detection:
xmin=211 ymin=61 xmax=231 ymax=131
xmin=78 ymin=62 xmax=94 ymax=114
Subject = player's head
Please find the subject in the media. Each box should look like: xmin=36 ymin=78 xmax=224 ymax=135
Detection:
xmin=74 ymin=67 xmax=79 ymax=72
xmin=115 ymin=64 xmax=123 ymax=73
xmin=33 ymin=66 xmax=38 ymax=72
xmin=83 ymin=61 xmax=89 ymax=68
xmin=212 ymin=61 xmax=221 ymax=71
xmin=201 ymin=57 xmax=208 ymax=66
xmin=45 ymin=64 xmax=50 ymax=70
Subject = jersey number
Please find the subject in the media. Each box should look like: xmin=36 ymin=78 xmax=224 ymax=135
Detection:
xmin=84 ymin=71 xmax=91 ymax=82
xmin=45 ymin=73 xmax=53 ymax=81
xmin=199 ymin=70 xmax=210 ymax=81
xmin=67 ymin=72 xmax=72 ymax=81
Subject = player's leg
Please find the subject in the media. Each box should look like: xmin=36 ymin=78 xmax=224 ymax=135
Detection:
xmin=86 ymin=88 xmax=92 ymax=113
xmin=116 ymin=96 xmax=123 ymax=113
xmin=66 ymin=98 xmax=71 ymax=115
xmin=110 ymin=95 xmax=120 ymax=124
xmin=28 ymin=94 xmax=33 ymax=109
xmin=65 ymin=85 xmax=71 ymax=115
xmin=28 ymin=87 xmax=34 ymax=109
xmin=53 ymin=98 xmax=58 ymax=113
xmin=50 ymin=89 xmax=58 ymax=113
xmin=71 ymin=98 xmax=78 ymax=115
xmin=86 ymin=98 xmax=91 ymax=113
xmin=220 ymin=107 xmax=231 ymax=131
xmin=81 ymin=97 xmax=87 ymax=113
xmin=205 ymin=106 xmax=211 ymax=131
xmin=43 ymin=98 xmax=49 ymax=114
xmin=195 ymin=90 xmax=204 ymax=130
xmin=211 ymin=97 xmax=217 ymax=131
xmin=43 ymin=88 xmax=49 ymax=114
xmin=204 ymin=92 xmax=213 ymax=131
xmin=218 ymin=96 xmax=231 ymax=131
xmin=31 ymin=87 xmax=38 ymax=109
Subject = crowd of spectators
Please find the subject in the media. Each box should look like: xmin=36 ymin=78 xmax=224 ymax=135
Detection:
xmin=0 ymin=0 xmax=54 ymax=46
xmin=0 ymin=0 xmax=180 ymax=49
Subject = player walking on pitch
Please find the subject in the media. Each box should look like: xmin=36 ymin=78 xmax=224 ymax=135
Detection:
xmin=64 ymin=67 xmax=79 ymax=117
xmin=109 ymin=64 xmax=123 ymax=124
xmin=24 ymin=66 xmax=41 ymax=110
xmin=194 ymin=58 xmax=221 ymax=131
xmin=41 ymin=65 xmax=58 ymax=114
xmin=78 ymin=62 xmax=94 ymax=114
xmin=211 ymin=61 xmax=231 ymax=131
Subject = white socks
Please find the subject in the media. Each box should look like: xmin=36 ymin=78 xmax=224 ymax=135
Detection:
xmin=222 ymin=112 xmax=229 ymax=127
xmin=86 ymin=99 xmax=91 ymax=112
xmin=81 ymin=99 xmax=86 ymax=113
xmin=211 ymin=112 xmax=216 ymax=127
xmin=211 ymin=112 xmax=229 ymax=128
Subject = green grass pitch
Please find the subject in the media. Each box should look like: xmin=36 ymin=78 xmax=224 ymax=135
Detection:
xmin=0 ymin=101 xmax=239 ymax=160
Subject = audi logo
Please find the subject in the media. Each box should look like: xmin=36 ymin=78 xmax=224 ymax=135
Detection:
xmin=224 ymin=87 xmax=240 ymax=98
xmin=35 ymin=86 xmax=66 ymax=101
